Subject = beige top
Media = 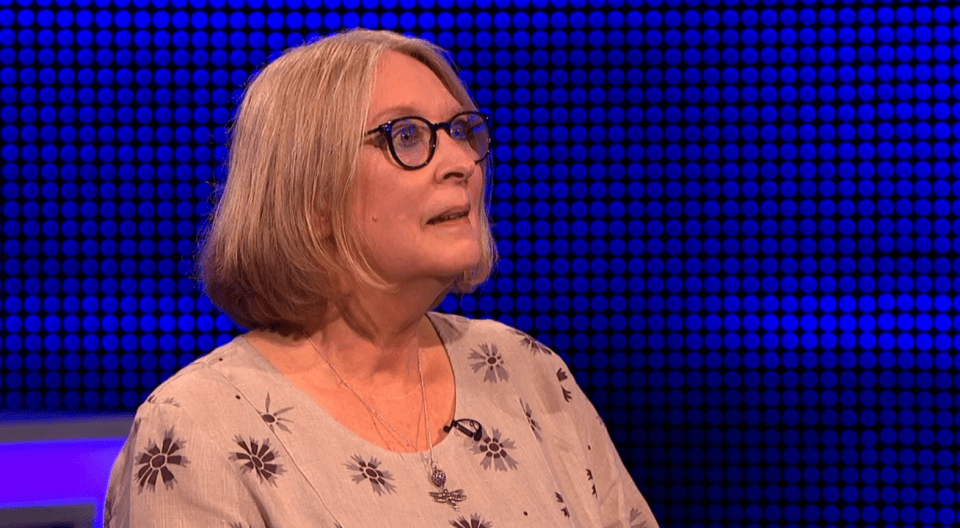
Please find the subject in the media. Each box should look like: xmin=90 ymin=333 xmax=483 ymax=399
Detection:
xmin=105 ymin=312 xmax=659 ymax=528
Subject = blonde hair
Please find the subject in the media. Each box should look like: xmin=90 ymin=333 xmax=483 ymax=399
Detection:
xmin=198 ymin=29 xmax=497 ymax=332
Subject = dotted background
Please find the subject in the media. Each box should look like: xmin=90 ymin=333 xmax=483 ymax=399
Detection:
xmin=2 ymin=1 xmax=960 ymax=526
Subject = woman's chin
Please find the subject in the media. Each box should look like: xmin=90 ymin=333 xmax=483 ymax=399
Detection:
xmin=428 ymin=256 xmax=482 ymax=285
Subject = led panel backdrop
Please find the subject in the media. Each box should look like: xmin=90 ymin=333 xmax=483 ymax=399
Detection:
xmin=2 ymin=1 xmax=960 ymax=527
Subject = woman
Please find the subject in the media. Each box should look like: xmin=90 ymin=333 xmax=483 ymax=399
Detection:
xmin=106 ymin=29 xmax=658 ymax=528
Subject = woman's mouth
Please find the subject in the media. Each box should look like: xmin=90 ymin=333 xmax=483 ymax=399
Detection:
xmin=427 ymin=210 xmax=469 ymax=225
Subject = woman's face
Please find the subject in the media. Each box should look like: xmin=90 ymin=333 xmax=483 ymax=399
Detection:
xmin=354 ymin=51 xmax=485 ymax=288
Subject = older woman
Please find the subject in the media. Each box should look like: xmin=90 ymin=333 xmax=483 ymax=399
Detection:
xmin=106 ymin=29 xmax=658 ymax=528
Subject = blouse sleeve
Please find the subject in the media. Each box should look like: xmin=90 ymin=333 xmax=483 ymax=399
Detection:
xmin=572 ymin=382 xmax=659 ymax=528
xmin=105 ymin=399 xmax=265 ymax=528
xmin=504 ymin=323 xmax=660 ymax=528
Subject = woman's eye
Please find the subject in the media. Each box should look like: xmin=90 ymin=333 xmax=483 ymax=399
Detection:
xmin=393 ymin=124 xmax=424 ymax=148
xmin=449 ymin=122 xmax=467 ymax=139
xmin=451 ymin=115 xmax=482 ymax=141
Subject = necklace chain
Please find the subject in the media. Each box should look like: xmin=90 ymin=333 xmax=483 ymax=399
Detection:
xmin=305 ymin=336 xmax=467 ymax=510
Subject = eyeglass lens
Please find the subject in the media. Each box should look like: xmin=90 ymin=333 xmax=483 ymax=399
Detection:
xmin=389 ymin=113 xmax=489 ymax=168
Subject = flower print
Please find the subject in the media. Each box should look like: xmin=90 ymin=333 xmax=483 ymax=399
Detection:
xmin=630 ymin=507 xmax=650 ymax=528
xmin=259 ymin=393 xmax=294 ymax=433
xmin=521 ymin=400 xmax=542 ymax=442
xmin=449 ymin=514 xmax=493 ymax=528
xmin=511 ymin=328 xmax=553 ymax=355
xmin=469 ymin=343 xmax=509 ymax=383
xmin=230 ymin=436 xmax=284 ymax=485
xmin=587 ymin=468 xmax=597 ymax=497
xmin=346 ymin=455 xmax=397 ymax=496
xmin=430 ymin=314 xmax=460 ymax=338
xmin=135 ymin=428 xmax=188 ymax=492
xmin=556 ymin=368 xmax=573 ymax=402
xmin=556 ymin=492 xmax=570 ymax=518
xmin=470 ymin=428 xmax=519 ymax=471
xmin=147 ymin=395 xmax=181 ymax=407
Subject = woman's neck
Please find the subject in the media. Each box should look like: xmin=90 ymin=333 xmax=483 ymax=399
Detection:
xmin=260 ymin=276 xmax=451 ymax=394
xmin=308 ymin=313 xmax=424 ymax=391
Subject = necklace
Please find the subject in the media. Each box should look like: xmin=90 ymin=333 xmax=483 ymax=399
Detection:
xmin=306 ymin=337 xmax=466 ymax=510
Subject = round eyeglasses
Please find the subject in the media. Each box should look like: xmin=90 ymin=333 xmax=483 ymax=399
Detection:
xmin=365 ymin=111 xmax=491 ymax=170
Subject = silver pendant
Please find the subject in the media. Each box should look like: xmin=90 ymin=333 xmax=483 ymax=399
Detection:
xmin=430 ymin=467 xmax=446 ymax=487
xmin=428 ymin=466 xmax=466 ymax=510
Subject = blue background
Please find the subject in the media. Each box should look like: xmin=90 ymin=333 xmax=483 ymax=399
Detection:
xmin=2 ymin=0 xmax=960 ymax=526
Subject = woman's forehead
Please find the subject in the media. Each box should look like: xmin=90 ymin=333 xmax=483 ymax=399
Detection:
xmin=367 ymin=51 xmax=461 ymax=124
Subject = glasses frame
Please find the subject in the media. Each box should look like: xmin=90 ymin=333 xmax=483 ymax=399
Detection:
xmin=364 ymin=111 xmax=491 ymax=170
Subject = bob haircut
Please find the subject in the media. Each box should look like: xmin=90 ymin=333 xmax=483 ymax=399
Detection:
xmin=198 ymin=29 xmax=497 ymax=332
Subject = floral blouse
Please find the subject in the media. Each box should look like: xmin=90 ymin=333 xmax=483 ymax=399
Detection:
xmin=105 ymin=312 xmax=659 ymax=528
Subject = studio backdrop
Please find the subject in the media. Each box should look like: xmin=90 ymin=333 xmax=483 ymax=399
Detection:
xmin=2 ymin=1 xmax=959 ymax=527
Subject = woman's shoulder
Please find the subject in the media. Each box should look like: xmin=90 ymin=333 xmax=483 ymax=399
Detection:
xmin=430 ymin=311 xmax=571 ymax=390
xmin=136 ymin=335 xmax=261 ymax=418
xmin=431 ymin=311 xmax=556 ymax=354
xmin=431 ymin=312 xmax=585 ymax=419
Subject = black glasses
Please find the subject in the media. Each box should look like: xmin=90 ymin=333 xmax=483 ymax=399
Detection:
xmin=365 ymin=111 xmax=491 ymax=170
